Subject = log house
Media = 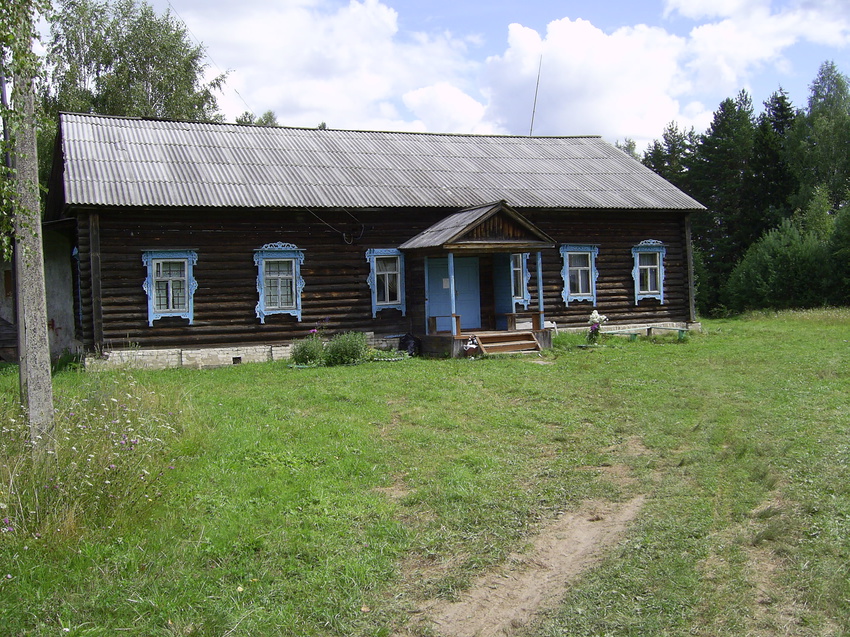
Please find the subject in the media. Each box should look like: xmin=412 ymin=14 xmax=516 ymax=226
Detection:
xmin=44 ymin=113 xmax=704 ymax=366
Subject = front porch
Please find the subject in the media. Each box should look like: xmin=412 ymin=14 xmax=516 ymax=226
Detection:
xmin=400 ymin=201 xmax=557 ymax=357
xmin=419 ymin=326 xmax=553 ymax=357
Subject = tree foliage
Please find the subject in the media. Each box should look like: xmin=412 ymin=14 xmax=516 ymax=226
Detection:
xmin=1 ymin=0 xmax=50 ymax=259
xmin=43 ymin=0 xmax=226 ymax=122
xmin=643 ymin=61 xmax=850 ymax=315
xmin=236 ymin=110 xmax=279 ymax=127
xmin=829 ymin=204 xmax=850 ymax=305
xmin=642 ymin=121 xmax=697 ymax=192
xmin=786 ymin=61 xmax=850 ymax=211
xmin=684 ymin=91 xmax=755 ymax=311
xmin=723 ymin=219 xmax=831 ymax=312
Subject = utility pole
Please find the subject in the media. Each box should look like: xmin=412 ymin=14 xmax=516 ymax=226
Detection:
xmin=1 ymin=18 xmax=56 ymax=456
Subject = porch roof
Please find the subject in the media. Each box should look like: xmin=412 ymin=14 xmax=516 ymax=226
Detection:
xmin=398 ymin=201 xmax=556 ymax=252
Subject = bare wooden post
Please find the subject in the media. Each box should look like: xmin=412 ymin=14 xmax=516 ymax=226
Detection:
xmin=12 ymin=69 xmax=56 ymax=455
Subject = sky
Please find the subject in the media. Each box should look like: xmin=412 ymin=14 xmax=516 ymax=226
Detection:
xmin=145 ymin=0 xmax=850 ymax=150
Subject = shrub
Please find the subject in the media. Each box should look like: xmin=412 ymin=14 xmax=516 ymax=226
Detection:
xmin=829 ymin=204 xmax=850 ymax=304
xmin=290 ymin=335 xmax=325 ymax=366
xmin=323 ymin=331 xmax=368 ymax=366
xmin=723 ymin=219 xmax=831 ymax=312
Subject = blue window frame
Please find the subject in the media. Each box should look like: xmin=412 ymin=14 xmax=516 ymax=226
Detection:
xmin=560 ymin=245 xmax=599 ymax=305
xmin=254 ymin=242 xmax=305 ymax=323
xmin=142 ymin=250 xmax=197 ymax=326
xmin=632 ymin=240 xmax=666 ymax=304
xmin=366 ymin=249 xmax=406 ymax=317
xmin=511 ymin=253 xmax=531 ymax=309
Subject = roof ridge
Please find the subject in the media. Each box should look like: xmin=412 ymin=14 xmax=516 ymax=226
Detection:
xmin=58 ymin=112 xmax=603 ymax=140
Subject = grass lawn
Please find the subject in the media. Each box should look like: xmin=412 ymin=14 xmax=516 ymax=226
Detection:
xmin=1 ymin=309 xmax=848 ymax=636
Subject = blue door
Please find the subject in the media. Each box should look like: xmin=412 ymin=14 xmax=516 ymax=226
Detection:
xmin=427 ymin=257 xmax=481 ymax=331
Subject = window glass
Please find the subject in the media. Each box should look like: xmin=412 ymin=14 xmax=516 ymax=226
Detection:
xmin=376 ymin=256 xmax=400 ymax=304
xmin=264 ymin=259 xmax=296 ymax=309
xmin=511 ymin=254 xmax=526 ymax=301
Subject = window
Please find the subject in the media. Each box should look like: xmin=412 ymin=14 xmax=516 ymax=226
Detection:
xmin=632 ymin=240 xmax=666 ymax=304
xmin=142 ymin=250 xmax=198 ymax=326
xmin=560 ymin=245 xmax=598 ymax=305
xmin=366 ymin=249 xmax=406 ymax=317
xmin=255 ymin=243 xmax=305 ymax=323
xmin=511 ymin=253 xmax=531 ymax=309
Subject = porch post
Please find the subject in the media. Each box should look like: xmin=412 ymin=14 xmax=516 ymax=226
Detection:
xmin=536 ymin=251 xmax=545 ymax=326
xmin=424 ymin=256 xmax=430 ymax=333
xmin=447 ymin=252 xmax=458 ymax=335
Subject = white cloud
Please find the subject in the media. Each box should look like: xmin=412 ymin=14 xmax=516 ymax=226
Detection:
xmin=186 ymin=0 xmax=476 ymax=130
xmin=663 ymin=0 xmax=771 ymax=20
xmin=170 ymin=0 xmax=850 ymax=147
xmin=668 ymin=0 xmax=850 ymax=103
xmin=402 ymin=82 xmax=496 ymax=133
xmin=481 ymin=19 xmax=705 ymax=148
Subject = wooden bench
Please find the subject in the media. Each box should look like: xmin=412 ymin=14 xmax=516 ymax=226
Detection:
xmin=603 ymin=326 xmax=688 ymax=341
xmin=427 ymin=314 xmax=461 ymax=335
xmin=501 ymin=311 xmax=544 ymax=331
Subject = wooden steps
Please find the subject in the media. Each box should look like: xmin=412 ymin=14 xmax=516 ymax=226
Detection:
xmin=472 ymin=331 xmax=541 ymax=355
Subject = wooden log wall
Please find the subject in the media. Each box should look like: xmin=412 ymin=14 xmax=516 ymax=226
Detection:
xmin=75 ymin=206 xmax=693 ymax=351
xmin=525 ymin=209 xmax=692 ymax=326
xmin=78 ymin=207 xmax=439 ymax=350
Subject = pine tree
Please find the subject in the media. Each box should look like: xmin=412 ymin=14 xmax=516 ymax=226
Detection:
xmin=687 ymin=91 xmax=755 ymax=311
xmin=739 ymin=89 xmax=799 ymax=248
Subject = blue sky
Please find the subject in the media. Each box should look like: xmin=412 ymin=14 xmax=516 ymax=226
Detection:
xmin=149 ymin=0 xmax=850 ymax=150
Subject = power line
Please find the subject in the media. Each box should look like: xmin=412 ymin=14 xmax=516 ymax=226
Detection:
xmin=165 ymin=1 xmax=254 ymax=118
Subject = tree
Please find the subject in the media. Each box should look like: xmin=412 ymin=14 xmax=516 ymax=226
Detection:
xmin=741 ymin=89 xmax=798 ymax=243
xmin=829 ymin=203 xmax=850 ymax=304
xmin=43 ymin=0 xmax=226 ymax=121
xmin=723 ymin=219 xmax=831 ymax=312
xmin=1 ymin=0 xmax=56 ymax=455
xmin=642 ymin=121 xmax=697 ymax=192
xmin=787 ymin=61 xmax=850 ymax=211
xmin=236 ymin=110 xmax=279 ymax=126
xmin=614 ymin=138 xmax=639 ymax=160
xmin=38 ymin=0 xmax=227 ymax=187
xmin=687 ymin=91 xmax=755 ymax=312
xmin=795 ymin=183 xmax=834 ymax=241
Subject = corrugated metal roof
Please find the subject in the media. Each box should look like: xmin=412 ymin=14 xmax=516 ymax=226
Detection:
xmin=58 ymin=113 xmax=704 ymax=211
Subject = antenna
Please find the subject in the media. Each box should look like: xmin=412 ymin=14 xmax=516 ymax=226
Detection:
xmin=529 ymin=54 xmax=543 ymax=136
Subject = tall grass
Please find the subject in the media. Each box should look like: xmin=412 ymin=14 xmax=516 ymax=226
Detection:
xmin=1 ymin=369 xmax=180 ymax=539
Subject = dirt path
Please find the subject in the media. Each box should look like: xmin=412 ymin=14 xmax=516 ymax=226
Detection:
xmin=412 ymin=495 xmax=645 ymax=637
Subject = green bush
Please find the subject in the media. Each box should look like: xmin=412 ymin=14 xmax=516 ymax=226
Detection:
xmin=829 ymin=205 xmax=850 ymax=304
xmin=723 ymin=219 xmax=831 ymax=312
xmin=290 ymin=335 xmax=325 ymax=366
xmin=323 ymin=331 xmax=368 ymax=366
